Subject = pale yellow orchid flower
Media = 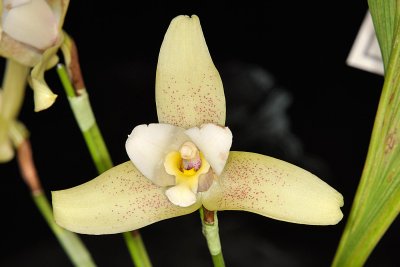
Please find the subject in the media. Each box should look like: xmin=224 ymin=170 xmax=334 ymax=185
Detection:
xmin=0 ymin=0 xmax=69 ymax=111
xmin=0 ymin=59 xmax=29 ymax=162
xmin=52 ymin=15 xmax=343 ymax=235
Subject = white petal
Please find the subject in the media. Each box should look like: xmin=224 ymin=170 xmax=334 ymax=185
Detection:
xmin=185 ymin=123 xmax=232 ymax=175
xmin=165 ymin=184 xmax=197 ymax=207
xmin=125 ymin=123 xmax=188 ymax=186
xmin=2 ymin=0 xmax=58 ymax=50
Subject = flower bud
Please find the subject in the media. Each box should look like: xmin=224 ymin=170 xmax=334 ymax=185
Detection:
xmin=2 ymin=0 xmax=58 ymax=51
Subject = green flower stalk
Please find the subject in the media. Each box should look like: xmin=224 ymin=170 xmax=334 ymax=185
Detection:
xmin=201 ymin=208 xmax=225 ymax=266
xmin=57 ymin=35 xmax=152 ymax=267
xmin=0 ymin=48 xmax=96 ymax=267
xmin=52 ymin=15 xmax=344 ymax=265
xmin=16 ymin=140 xmax=96 ymax=267
xmin=0 ymin=0 xmax=70 ymax=111
xmin=0 ymin=2 xmax=96 ymax=265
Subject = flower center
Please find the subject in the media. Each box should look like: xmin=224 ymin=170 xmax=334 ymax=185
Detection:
xmin=163 ymin=141 xmax=212 ymax=206
xmin=180 ymin=141 xmax=201 ymax=172
xmin=164 ymin=142 xmax=210 ymax=183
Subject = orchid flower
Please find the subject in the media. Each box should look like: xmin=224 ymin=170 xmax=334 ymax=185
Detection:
xmin=52 ymin=15 xmax=343 ymax=235
xmin=0 ymin=0 xmax=69 ymax=111
xmin=0 ymin=59 xmax=29 ymax=162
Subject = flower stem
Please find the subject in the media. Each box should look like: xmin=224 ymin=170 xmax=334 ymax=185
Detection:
xmin=123 ymin=232 xmax=152 ymax=267
xmin=56 ymin=63 xmax=152 ymax=267
xmin=33 ymin=192 xmax=96 ymax=267
xmin=56 ymin=64 xmax=112 ymax=173
xmin=200 ymin=207 xmax=225 ymax=267
xmin=16 ymin=140 xmax=96 ymax=267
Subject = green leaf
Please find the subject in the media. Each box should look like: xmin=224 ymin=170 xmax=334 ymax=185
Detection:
xmin=333 ymin=3 xmax=400 ymax=265
xmin=33 ymin=192 xmax=96 ymax=267
xmin=368 ymin=0 xmax=400 ymax=70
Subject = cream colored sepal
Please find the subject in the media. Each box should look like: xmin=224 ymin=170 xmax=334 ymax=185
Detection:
xmin=156 ymin=15 xmax=226 ymax=128
xmin=202 ymin=152 xmax=344 ymax=225
xmin=52 ymin=161 xmax=202 ymax=234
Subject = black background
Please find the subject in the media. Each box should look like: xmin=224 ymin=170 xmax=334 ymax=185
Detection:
xmin=1 ymin=1 xmax=399 ymax=266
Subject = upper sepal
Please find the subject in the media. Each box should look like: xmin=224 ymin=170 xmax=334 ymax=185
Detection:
xmin=156 ymin=15 xmax=226 ymax=128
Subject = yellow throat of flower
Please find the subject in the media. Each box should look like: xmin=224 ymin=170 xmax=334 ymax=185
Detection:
xmin=164 ymin=142 xmax=210 ymax=192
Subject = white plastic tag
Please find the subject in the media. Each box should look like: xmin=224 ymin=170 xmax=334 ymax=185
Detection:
xmin=347 ymin=11 xmax=384 ymax=75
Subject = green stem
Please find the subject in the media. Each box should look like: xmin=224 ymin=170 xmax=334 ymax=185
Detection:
xmin=15 ymin=138 xmax=96 ymax=266
xmin=33 ymin=192 xmax=96 ymax=267
xmin=123 ymin=232 xmax=152 ymax=267
xmin=2 ymin=60 xmax=96 ymax=266
xmin=57 ymin=64 xmax=152 ymax=267
xmin=211 ymin=253 xmax=225 ymax=267
xmin=200 ymin=207 xmax=225 ymax=267
xmin=81 ymin=124 xmax=113 ymax=173
xmin=57 ymin=64 xmax=112 ymax=173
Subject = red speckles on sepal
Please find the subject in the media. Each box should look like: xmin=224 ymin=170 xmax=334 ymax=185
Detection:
xmin=202 ymin=151 xmax=344 ymax=226
xmin=156 ymin=15 xmax=226 ymax=129
xmin=52 ymin=161 xmax=202 ymax=234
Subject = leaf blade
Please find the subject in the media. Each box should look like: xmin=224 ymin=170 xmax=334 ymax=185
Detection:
xmin=333 ymin=3 xmax=400 ymax=264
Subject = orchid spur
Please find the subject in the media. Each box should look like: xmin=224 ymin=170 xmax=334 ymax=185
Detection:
xmin=52 ymin=15 xmax=343 ymax=236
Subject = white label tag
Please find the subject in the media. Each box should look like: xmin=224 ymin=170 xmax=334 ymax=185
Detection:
xmin=347 ymin=11 xmax=384 ymax=75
